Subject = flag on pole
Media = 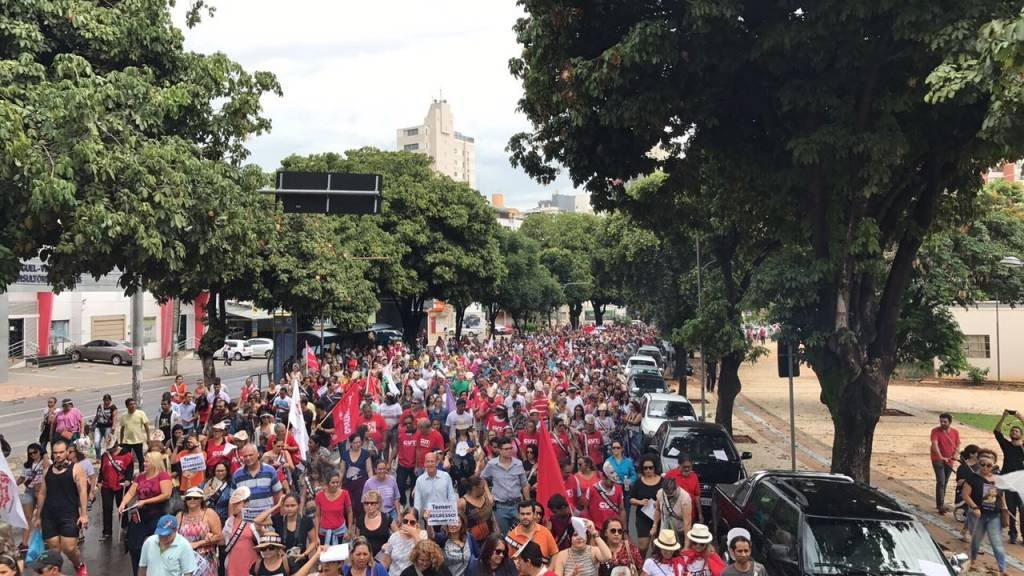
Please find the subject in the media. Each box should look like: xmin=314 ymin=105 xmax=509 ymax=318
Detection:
xmin=382 ymin=362 xmax=400 ymax=396
xmin=996 ymin=469 xmax=1024 ymax=494
xmin=288 ymin=377 xmax=309 ymax=462
xmin=305 ymin=342 xmax=320 ymax=374
xmin=0 ymin=450 xmax=27 ymax=528
xmin=536 ymin=421 xmax=568 ymax=516
xmin=331 ymin=384 xmax=362 ymax=447
xmin=445 ymin=382 xmax=457 ymax=413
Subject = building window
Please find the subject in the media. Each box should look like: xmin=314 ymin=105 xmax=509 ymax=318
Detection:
xmin=404 ymin=128 xmax=419 ymax=136
xmin=143 ymin=316 xmax=157 ymax=344
xmin=403 ymin=143 xmax=419 ymax=151
xmin=964 ymin=335 xmax=990 ymax=359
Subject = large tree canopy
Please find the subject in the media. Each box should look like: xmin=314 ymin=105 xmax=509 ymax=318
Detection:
xmin=509 ymin=1 xmax=1024 ymax=480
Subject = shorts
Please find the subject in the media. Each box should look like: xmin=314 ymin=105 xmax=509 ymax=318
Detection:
xmin=41 ymin=511 xmax=79 ymax=540
xmin=20 ymin=489 xmax=37 ymax=507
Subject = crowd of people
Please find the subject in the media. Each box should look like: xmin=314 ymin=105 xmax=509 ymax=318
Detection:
xmin=932 ymin=409 xmax=1021 ymax=576
xmin=7 ymin=323 xmax=771 ymax=576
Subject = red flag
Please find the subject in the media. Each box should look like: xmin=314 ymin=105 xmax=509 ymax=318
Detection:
xmin=330 ymin=384 xmax=361 ymax=447
xmin=536 ymin=421 xmax=569 ymax=514
xmin=305 ymin=343 xmax=320 ymax=374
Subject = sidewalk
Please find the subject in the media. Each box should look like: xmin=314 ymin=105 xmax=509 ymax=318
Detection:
xmin=688 ymin=349 xmax=1024 ymax=575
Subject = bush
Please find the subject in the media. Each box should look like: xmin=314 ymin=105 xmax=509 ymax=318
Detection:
xmin=965 ymin=366 xmax=989 ymax=386
xmin=894 ymin=361 xmax=935 ymax=379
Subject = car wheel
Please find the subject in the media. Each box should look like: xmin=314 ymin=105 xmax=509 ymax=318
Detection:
xmin=233 ymin=352 xmax=242 ymax=361
xmin=110 ymin=355 xmax=122 ymax=366
xmin=70 ymin=351 xmax=81 ymax=362
xmin=265 ymin=350 xmax=273 ymax=359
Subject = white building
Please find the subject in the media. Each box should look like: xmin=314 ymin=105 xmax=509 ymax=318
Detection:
xmin=397 ymin=100 xmax=476 ymax=188
xmin=527 ymin=191 xmax=593 ymax=214
xmin=948 ymin=302 xmax=1024 ymax=380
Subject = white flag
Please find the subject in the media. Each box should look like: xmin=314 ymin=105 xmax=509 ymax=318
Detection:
xmin=0 ymin=450 xmax=27 ymax=528
xmin=383 ymin=362 xmax=400 ymax=396
xmin=995 ymin=470 xmax=1024 ymax=494
xmin=289 ymin=378 xmax=309 ymax=462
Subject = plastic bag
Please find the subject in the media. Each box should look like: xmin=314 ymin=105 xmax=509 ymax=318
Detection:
xmin=26 ymin=530 xmax=43 ymax=563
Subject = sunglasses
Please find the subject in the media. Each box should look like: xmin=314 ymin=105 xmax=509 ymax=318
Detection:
xmin=611 ymin=446 xmax=622 ymax=450
xmin=607 ymin=528 xmax=623 ymax=534
xmin=364 ymin=501 xmax=380 ymax=505
xmin=493 ymin=548 xmax=507 ymax=556
xmin=403 ymin=519 xmax=418 ymax=526
xmin=642 ymin=465 xmax=655 ymax=470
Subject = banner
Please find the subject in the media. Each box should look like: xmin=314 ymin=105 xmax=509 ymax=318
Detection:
xmin=427 ymin=502 xmax=458 ymax=526
xmin=0 ymin=450 xmax=27 ymax=528
xmin=331 ymin=383 xmax=362 ymax=447
xmin=382 ymin=362 xmax=400 ymax=396
xmin=179 ymin=453 xmax=207 ymax=473
xmin=535 ymin=421 xmax=568 ymax=515
xmin=289 ymin=377 xmax=309 ymax=461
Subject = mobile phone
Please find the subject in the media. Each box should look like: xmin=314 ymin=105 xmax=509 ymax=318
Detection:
xmin=1010 ymin=410 xmax=1017 ymax=415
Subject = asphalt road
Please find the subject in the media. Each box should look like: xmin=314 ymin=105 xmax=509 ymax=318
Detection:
xmin=3 ymin=359 xmax=261 ymax=574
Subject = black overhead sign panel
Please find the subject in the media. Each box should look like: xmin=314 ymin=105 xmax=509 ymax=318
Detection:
xmin=267 ymin=171 xmax=383 ymax=215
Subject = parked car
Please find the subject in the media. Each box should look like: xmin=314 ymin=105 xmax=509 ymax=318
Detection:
xmin=627 ymin=370 xmax=668 ymax=397
xmin=217 ymin=339 xmax=253 ymax=361
xmin=461 ymin=315 xmax=484 ymax=335
xmin=245 ymin=338 xmax=274 ymax=358
xmin=624 ymin=354 xmax=661 ymax=375
xmin=640 ymin=392 xmax=696 ymax=441
xmin=492 ymin=325 xmax=515 ymax=336
xmin=651 ymin=421 xmax=751 ymax=515
xmin=70 ymin=340 xmax=134 ymax=366
xmin=637 ymin=345 xmax=664 ymax=366
xmin=711 ymin=471 xmax=966 ymax=576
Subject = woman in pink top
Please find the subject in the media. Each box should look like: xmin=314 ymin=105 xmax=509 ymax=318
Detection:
xmin=222 ymin=485 xmax=259 ymax=576
xmin=53 ymin=399 xmax=84 ymax=443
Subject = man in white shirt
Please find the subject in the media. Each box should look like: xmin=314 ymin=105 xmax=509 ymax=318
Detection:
xmin=566 ymin=387 xmax=584 ymax=414
xmin=413 ymin=452 xmax=456 ymax=525
xmin=206 ymin=379 xmax=230 ymax=405
xmin=444 ymin=399 xmax=475 ymax=443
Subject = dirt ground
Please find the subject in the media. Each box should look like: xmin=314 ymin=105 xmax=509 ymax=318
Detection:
xmin=688 ymin=349 xmax=1023 ymax=575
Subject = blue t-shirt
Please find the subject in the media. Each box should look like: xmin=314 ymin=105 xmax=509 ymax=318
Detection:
xmin=232 ymin=464 xmax=282 ymax=519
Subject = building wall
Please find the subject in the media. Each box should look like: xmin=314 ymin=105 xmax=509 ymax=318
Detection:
xmin=949 ymin=303 xmax=1024 ymax=380
xmin=396 ymin=100 xmax=476 ymax=188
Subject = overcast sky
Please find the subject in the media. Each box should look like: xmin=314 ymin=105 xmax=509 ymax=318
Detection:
xmin=172 ymin=1 xmax=578 ymax=210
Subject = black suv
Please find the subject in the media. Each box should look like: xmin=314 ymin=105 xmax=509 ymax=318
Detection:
xmin=651 ymin=421 xmax=751 ymax=517
xmin=712 ymin=471 xmax=965 ymax=576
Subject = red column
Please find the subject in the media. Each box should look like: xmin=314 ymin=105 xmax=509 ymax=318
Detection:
xmin=159 ymin=299 xmax=174 ymax=358
xmin=193 ymin=292 xmax=209 ymax=347
xmin=37 ymin=292 xmax=54 ymax=356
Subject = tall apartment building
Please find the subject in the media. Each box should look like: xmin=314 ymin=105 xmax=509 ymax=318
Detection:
xmin=396 ymin=100 xmax=476 ymax=189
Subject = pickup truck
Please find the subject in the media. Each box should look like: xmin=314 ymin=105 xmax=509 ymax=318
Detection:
xmin=711 ymin=471 xmax=966 ymax=576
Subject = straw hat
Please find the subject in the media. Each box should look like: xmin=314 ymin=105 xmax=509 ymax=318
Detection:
xmin=687 ymin=523 xmax=714 ymax=544
xmin=149 ymin=430 xmax=165 ymax=443
xmin=229 ymin=485 xmax=251 ymax=505
xmin=653 ymin=529 xmax=682 ymax=551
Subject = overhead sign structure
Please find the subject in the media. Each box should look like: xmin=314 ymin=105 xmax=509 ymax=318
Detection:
xmin=262 ymin=171 xmax=383 ymax=215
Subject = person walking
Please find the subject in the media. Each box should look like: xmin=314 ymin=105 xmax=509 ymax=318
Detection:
xmin=52 ymin=399 xmax=84 ymax=445
xmin=930 ymin=412 xmax=961 ymax=514
xmin=34 ymin=439 xmax=90 ymax=576
xmin=120 ymin=398 xmax=151 ymax=475
xmin=466 ymin=535 xmax=516 ymax=576
xmin=91 ymin=394 xmax=117 ymax=460
xmin=119 ymin=452 xmax=173 ymax=576
xmin=480 ymin=438 xmax=529 ymax=535
xmin=17 ymin=443 xmax=48 ymax=553
xmin=601 ymin=518 xmax=643 ymax=575
xmin=994 ymin=409 xmax=1024 ymax=543
xmin=651 ymin=477 xmax=692 ymax=552
xmin=176 ymin=487 xmax=222 ymax=576
xmin=962 ymin=450 xmax=1009 ymax=576
xmin=721 ymin=530 xmax=767 ymax=576
xmin=364 ymin=460 xmax=401 ymax=523
xmin=354 ymin=489 xmax=392 ymax=559
xmin=955 ymin=444 xmax=980 ymax=541
xmin=98 ymin=436 xmax=134 ymax=542
xmin=507 ymin=500 xmax=559 ymax=561
xmin=315 ymin=472 xmax=354 ymax=546
xmin=138 ymin=515 xmax=198 ymax=576
xmin=629 ymin=455 xmax=662 ymax=555
xmin=382 ymin=507 xmax=427 ymax=576
xmin=413 ymin=453 xmax=456 ymax=528
xmin=549 ymin=517 xmax=610 ymax=576
xmin=221 ymin=486 xmax=258 ymax=576
xmin=345 ymin=536 xmax=390 ymax=576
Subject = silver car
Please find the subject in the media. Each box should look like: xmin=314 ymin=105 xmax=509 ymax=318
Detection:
xmin=70 ymin=340 xmax=134 ymax=366
xmin=245 ymin=338 xmax=274 ymax=358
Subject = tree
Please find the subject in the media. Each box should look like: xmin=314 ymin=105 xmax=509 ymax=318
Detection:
xmin=494 ymin=230 xmax=563 ymax=329
xmin=519 ymin=213 xmax=599 ymax=328
xmin=509 ymin=1 xmax=1024 ymax=481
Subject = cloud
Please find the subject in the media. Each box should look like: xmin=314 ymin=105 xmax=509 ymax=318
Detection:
xmin=172 ymin=0 xmax=577 ymax=210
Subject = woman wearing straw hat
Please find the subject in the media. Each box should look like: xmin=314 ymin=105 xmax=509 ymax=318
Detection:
xmin=677 ymin=524 xmax=725 ymax=576
xmin=644 ymin=529 xmax=682 ymax=576
xmin=175 ymin=487 xmax=221 ymax=576
xmin=253 ymin=530 xmax=291 ymax=576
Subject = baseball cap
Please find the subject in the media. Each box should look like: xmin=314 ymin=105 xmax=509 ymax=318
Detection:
xmin=28 ymin=550 xmax=63 ymax=572
xmin=155 ymin=514 xmax=179 ymax=537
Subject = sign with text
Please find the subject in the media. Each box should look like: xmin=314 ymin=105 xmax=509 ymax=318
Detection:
xmin=427 ymin=502 xmax=458 ymax=526
xmin=179 ymin=453 xmax=206 ymax=473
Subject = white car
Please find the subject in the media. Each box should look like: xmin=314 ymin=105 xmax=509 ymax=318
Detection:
xmin=245 ymin=338 xmax=274 ymax=358
xmin=641 ymin=392 xmax=697 ymax=441
xmin=217 ymin=339 xmax=253 ymax=361
xmin=624 ymin=354 xmax=661 ymax=375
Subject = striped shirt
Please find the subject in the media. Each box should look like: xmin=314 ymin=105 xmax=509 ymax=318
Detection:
xmin=232 ymin=463 xmax=282 ymax=519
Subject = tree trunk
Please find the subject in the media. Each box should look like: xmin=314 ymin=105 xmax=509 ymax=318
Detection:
xmin=486 ymin=303 xmax=499 ymax=336
xmin=168 ymin=298 xmax=180 ymax=375
xmin=395 ymin=296 xmax=425 ymax=350
xmin=714 ymin=351 xmax=744 ymax=435
xmin=198 ymin=291 xmax=224 ymax=386
xmin=592 ymin=302 xmax=606 ymax=326
xmin=569 ymin=302 xmax=583 ymax=330
xmin=454 ymin=304 xmax=466 ymax=342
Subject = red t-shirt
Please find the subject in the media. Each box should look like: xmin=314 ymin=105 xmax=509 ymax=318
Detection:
xmin=562 ymin=474 xmax=582 ymax=510
xmin=485 ymin=414 xmax=510 ymax=436
xmin=99 ymin=452 xmax=135 ymax=491
xmin=397 ymin=429 xmax=419 ymax=469
xmin=354 ymin=413 xmax=388 ymax=448
xmin=579 ymin=431 xmax=605 ymax=467
xmin=264 ymin=434 xmax=300 ymax=456
xmin=401 ymin=409 xmax=429 ymax=426
xmin=585 ymin=482 xmax=623 ymax=528
xmin=414 ymin=429 xmax=445 ymax=468
xmin=930 ymin=426 xmax=960 ymax=462
xmin=315 ymin=489 xmax=352 ymax=530
xmin=517 ymin=431 xmax=538 ymax=458
xmin=531 ymin=397 xmax=549 ymax=417
xmin=552 ymin=431 xmax=573 ymax=464
xmin=205 ymin=439 xmax=230 ymax=474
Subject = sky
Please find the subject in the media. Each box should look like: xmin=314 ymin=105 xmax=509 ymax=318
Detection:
xmin=171 ymin=1 xmax=578 ymax=210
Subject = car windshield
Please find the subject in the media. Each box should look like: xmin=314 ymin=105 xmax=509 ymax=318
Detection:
xmin=632 ymin=378 xmax=665 ymax=392
xmin=631 ymin=358 xmax=656 ymax=367
xmin=648 ymin=400 xmax=695 ymax=420
xmin=665 ymin=431 xmax=737 ymax=462
xmin=803 ymin=516 xmax=953 ymax=575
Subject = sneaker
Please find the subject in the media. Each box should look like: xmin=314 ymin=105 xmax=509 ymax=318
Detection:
xmin=97 ymin=534 xmax=110 ymax=542
xmin=76 ymin=563 xmax=88 ymax=576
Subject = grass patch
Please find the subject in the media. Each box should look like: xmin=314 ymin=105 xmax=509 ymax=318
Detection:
xmin=952 ymin=412 xmax=1020 ymax=434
